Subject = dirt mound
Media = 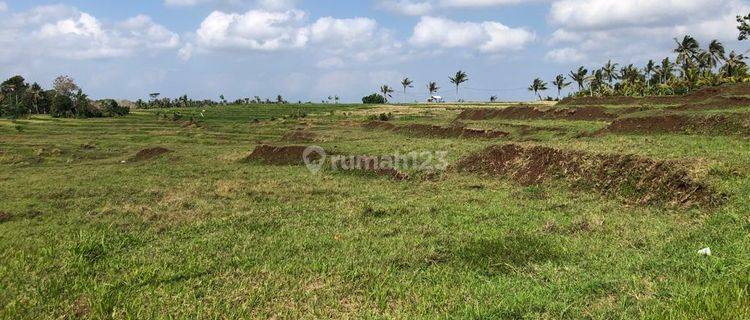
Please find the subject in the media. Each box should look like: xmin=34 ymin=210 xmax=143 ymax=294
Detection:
xmin=282 ymin=129 xmax=317 ymax=142
xmin=131 ymin=147 xmax=172 ymax=162
xmin=0 ymin=211 xmax=9 ymax=223
xmin=560 ymin=83 xmax=750 ymax=107
xmin=454 ymin=144 xmax=722 ymax=207
xmin=244 ymin=145 xmax=313 ymax=165
xmin=457 ymin=105 xmax=617 ymax=121
xmin=605 ymin=114 xmax=750 ymax=135
xmin=365 ymin=121 xmax=508 ymax=139
xmin=668 ymin=96 xmax=750 ymax=111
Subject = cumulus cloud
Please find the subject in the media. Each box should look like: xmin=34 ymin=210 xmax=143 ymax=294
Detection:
xmin=0 ymin=5 xmax=179 ymax=61
xmin=195 ymin=10 xmax=309 ymax=50
xmin=378 ymin=0 xmax=543 ymax=15
xmin=164 ymin=0 xmax=297 ymax=10
xmin=546 ymin=0 xmax=750 ymax=64
xmin=545 ymin=47 xmax=585 ymax=63
xmin=377 ymin=0 xmax=434 ymax=16
xmin=410 ymin=16 xmax=534 ymax=53
xmin=189 ymin=9 xmax=401 ymax=67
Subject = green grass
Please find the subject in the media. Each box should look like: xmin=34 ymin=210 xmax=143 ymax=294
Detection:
xmin=1 ymin=103 xmax=749 ymax=319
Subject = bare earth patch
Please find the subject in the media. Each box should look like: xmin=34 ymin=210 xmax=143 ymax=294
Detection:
xmin=454 ymin=144 xmax=723 ymax=207
xmin=457 ymin=105 xmax=618 ymax=121
xmin=364 ymin=121 xmax=508 ymax=139
xmin=604 ymin=114 xmax=750 ymax=135
xmin=130 ymin=147 xmax=172 ymax=162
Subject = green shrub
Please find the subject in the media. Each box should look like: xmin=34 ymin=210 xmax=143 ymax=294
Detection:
xmin=362 ymin=93 xmax=386 ymax=104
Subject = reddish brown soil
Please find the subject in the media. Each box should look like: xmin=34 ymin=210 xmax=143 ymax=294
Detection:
xmin=457 ymin=105 xmax=617 ymax=121
xmin=246 ymin=145 xmax=409 ymax=179
xmin=605 ymin=114 xmax=750 ymax=135
xmin=245 ymin=145 xmax=313 ymax=165
xmin=365 ymin=121 xmax=508 ymax=139
xmin=559 ymin=83 xmax=750 ymax=108
xmin=454 ymin=144 xmax=722 ymax=207
xmin=131 ymin=147 xmax=172 ymax=162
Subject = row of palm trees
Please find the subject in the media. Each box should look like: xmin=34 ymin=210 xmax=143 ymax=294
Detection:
xmin=529 ymin=35 xmax=749 ymax=100
xmin=379 ymin=71 xmax=470 ymax=103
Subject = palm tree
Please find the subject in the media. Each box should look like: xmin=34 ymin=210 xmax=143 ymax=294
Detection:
xmin=28 ymin=83 xmax=44 ymax=114
xmin=644 ymin=60 xmax=655 ymax=90
xmin=528 ymin=78 xmax=548 ymax=101
xmin=552 ymin=74 xmax=571 ymax=99
xmin=380 ymin=85 xmax=394 ymax=103
xmin=449 ymin=70 xmax=468 ymax=100
xmin=586 ymin=70 xmax=604 ymax=96
xmin=427 ymin=81 xmax=440 ymax=97
xmin=334 ymin=95 xmax=340 ymax=104
xmin=721 ymin=51 xmax=747 ymax=78
xmin=660 ymin=58 xmax=675 ymax=84
xmin=400 ymin=77 xmax=413 ymax=103
xmin=708 ymin=40 xmax=726 ymax=71
xmin=602 ymin=60 xmax=619 ymax=85
xmin=674 ymin=35 xmax=700 ymax=68
xmin=569 ymin=66 xmax=588 ymax=93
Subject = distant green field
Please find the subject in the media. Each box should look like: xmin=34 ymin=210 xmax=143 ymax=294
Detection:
xmin=1 ymin=103 xmax=749 ymax=318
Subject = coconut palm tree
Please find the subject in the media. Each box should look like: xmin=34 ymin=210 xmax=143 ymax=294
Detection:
xmin=721 ymin=51 xmax=747 ymax=78
xmin=569 ymin=66 xmax=588 ymax=93
xmin=380 ymin=85 xmax=394 ymax=103
xmin=602 ymin=60 xmax=620 ymax=85
xmin=427 ymin=81 xmax=440 ymax=97
xmin=528 ymin=78 xmax=548 ymax=101
xmin=400 ymin=77 xmax=413 ymax=103
xmin=644 ymin=60 xmax=655 ymax=90
xmin=28 ymin=83 xmax=44 ymax=114
xmin=708 ymin=40 xmax=726 ymax=71
xmin=552 ymin=74 xmax=571 ymax=99
xmin=449 ymin=70 xmax=468 ymax=100
xmin=660 ymin=58 xmax=675 ymax=84
xmin=674 ymin=35 xmax=700 ymax=68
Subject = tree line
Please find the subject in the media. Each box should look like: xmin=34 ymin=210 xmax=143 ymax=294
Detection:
xmin=0 ymin=75 xmax=128 ymax=118
xmin=527 ymin=14 xmax=750 ymax=101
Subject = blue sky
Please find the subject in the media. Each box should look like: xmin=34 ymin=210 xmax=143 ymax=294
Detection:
xmin=1 ymin=0 xmax=748 ymax=102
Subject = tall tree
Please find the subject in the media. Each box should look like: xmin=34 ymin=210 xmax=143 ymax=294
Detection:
xmin=449 ymin=70 xmax=468 ymax=100
xmin=660 ymin=58 xmax=675 ymax=83
xmin=552 ymin=74 xmax=571 ymax=99
xmin=380 ymin=85 xmax=394 ymax=103
xmin=644 ymin=60 xmax=655 ymax=89
xmin=602 ymin=60 xmax=620 ymax=85
xmin=528 ymin=78 xmax=548 ymax=101
xmin=427 ymin=81 xmax=440 ymax=96
xmin=569 ymin=66 xmax=588 ymax=93
xmin=708 ymin=40 xmax=726 ymax=71
xmin=400 ymin=77 xmax=413 ymax=103
xmin=737 ymin=13 xmax=750 ymax=40
xmin=674 ymin=35 xmax=700 ymax=68
xmin=721 ymin=51 xmax=747 ymax=78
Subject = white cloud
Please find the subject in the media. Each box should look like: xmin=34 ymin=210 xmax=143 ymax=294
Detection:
xmin=378 ymin=0 xmax=434 ymax=16
xmin=440 ymin=0 xmax=535 ymax=7
xmin=410 ymin=16 xmax=534 ymax=53
xmin=189 ymin=10 xmax=402 ymax=67
xmin=0 ymin=2 xmax=7 ymax=12
xmin=546 ymin=0 xmax=750 ymax=65
xmin=195 ymin=10 xmax=309 ymax=50
xmin=0 ymin=5 xmax=179 ymax=61
xmin=545 ymin=47 xmax=585 ymax=63
xmin=549 ymin=0 xmax=718 ymax=31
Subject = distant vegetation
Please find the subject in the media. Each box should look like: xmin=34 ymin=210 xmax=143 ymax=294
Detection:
xmin=0 ymin=75 xmax=128 ymax=119
xmin=527 ymin=14 xmax=750 ymax=101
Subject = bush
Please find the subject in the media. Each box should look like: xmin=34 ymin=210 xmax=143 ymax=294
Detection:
xmin=367 ymin=112 xmax=394 ymax=122
xmin=97 ymin=99 xmax=130 ymax=117
xmin=362 ymin=93 xmax=386 ymax=104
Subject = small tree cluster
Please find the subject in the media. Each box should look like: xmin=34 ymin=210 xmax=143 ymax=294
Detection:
xmin=0 ymin=75 xmax=127 ymax=118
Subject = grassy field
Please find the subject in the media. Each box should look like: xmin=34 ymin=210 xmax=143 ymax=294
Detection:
xmin=1 ymin=101 xmax=749 ymax=319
